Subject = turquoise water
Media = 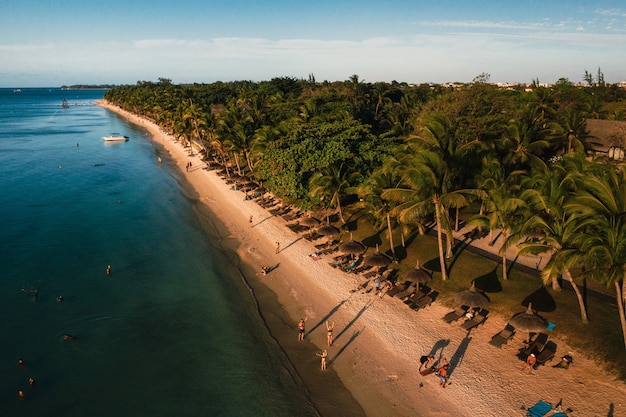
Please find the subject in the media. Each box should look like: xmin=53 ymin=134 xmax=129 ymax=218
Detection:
xmin=0 ymin=89 xmax=318 ymax=416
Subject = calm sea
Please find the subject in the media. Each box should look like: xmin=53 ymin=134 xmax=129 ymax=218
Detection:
xmin=0 ymin=88 xmax=318 ymax=417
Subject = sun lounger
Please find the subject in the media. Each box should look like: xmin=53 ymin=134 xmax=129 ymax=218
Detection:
xmin=393 ymin=284 xmax=416 ymax=300
xmin=287 ymin=223 xmax=309 ymax=233
xmin=442 ymin=306 xmax=469 ymax=323
xmin=411 ymin=291 xmax=438 ymax=311
xmin=524 ymin=333 xmax=549 ymax=356
xmin=350 ymin=265 xmax=371 ymax=275
xmin=318 ymin=245 xmax=339 ymax=255
xmin=489 ymin=324 xmax=515 ymax=348
xmin=527 ymin=400 xmax=553 ymax=417
xmin=402 ymin=290 xmax=425 ymax=306
xmin=361 ymin=270 xmax=378 ymax=279
xmin=461 ymin=308 xmax=489 ymax=331
xmin=344 ymin=259 xmax=361 ymax=272
xmin=385 ymin=281 xmax=413 ymax=297
xmin=304 ymin=232 xmax=322 ymax=242
xmin=535 ymin=341 xmax=557 ymax=366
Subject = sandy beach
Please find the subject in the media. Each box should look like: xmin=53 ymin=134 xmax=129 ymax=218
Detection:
xmin=98 ymin=100 xmax=626 ymax=417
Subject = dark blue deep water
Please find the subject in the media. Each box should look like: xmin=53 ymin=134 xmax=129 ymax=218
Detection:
xmin=0 ymin=88 xmax=317 ymax=416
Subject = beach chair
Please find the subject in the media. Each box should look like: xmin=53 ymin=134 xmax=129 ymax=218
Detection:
xmin=393 ymin=284 xmax=416 ymax=300
xmin=527 ymin=400 xmax=553 ymax=417
xmin=442 ymin=306 xmax=469 ymax=323
xmin=524 ymin=333 xmax=549 ymax=356
xmin=535 ymin=341 xmax=557 ymax=366
xmin=385 ymin=281 xmax=413 ymax=298
xmin=411 ymin=291 xmax=438 ymax=311
xmin=489 ymin=324 xmax=515 ymax=348
xmin=406 ymin=286 xmax=430 ymax=303
xmin=361 ymin=270 xmax=378 ymax=279
xmin=344 ymin=258 xmax=361 ymax=272
xmin=461 ymin=309 xmax=489 ymax=331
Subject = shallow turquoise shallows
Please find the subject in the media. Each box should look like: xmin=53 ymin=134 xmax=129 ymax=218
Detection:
xmin=0 ymin=88 xmax=317 ymax=417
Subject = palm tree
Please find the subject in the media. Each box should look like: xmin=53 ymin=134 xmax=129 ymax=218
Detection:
xmin=548 ymin=109 xmax=595 ymax=155
xmin=309 ymin=162 xmax=360 ymax=224
xmin=382 ymin=150 xmax=467 ymax=281
xmin=564 ymin=163 xmax=626 ymax=349
xmin=516 ymin=158 xmax=590 ymax=322
xmin=469 ymin=158 xmax=528 ymax=281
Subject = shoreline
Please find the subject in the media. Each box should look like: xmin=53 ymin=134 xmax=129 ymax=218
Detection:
xmin=97 ymin=100 xmax=626 ymax=417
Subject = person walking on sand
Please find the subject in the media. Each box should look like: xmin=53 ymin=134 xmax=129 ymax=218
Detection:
xmin=298 ymin=317 xmax=308 ymax=341
xmin=249 ymin=215 xmax=253 ymax=226
xmin=275 ymin=241 xmax=280 ymax=254
xmin=316 ymin=349 xmax=328 ymax=370
xmin=326 ymin=321 xmax=335 ymax=346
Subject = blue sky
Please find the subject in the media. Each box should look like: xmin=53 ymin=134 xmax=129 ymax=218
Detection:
xmin=1 ymin=0 xmax=625 ymax=87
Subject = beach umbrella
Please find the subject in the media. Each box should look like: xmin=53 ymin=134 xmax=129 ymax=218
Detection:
xmin=402 ymin=260 xmax=431 ymax=284
xmin=508 ymin=302 xmax=548 ymax=340
xmin=364 ymin=244 xmax=392 ymax=269
xmin=317 ymin=218 xmax=340 ymax=247
xmin=339 ymin=233 xmax=365 ymax=259
xmin=453 ymin=281 xmax=490 ymax=308
xmin=300 ymin=216 xmax=320 ymax=228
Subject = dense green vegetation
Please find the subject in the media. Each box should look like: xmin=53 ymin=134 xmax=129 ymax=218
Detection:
xmin=105 ymin=74 xmax=626 ymax=373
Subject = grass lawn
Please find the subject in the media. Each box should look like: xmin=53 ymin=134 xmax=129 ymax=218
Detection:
xmin=339 ymin=206 xmax=626 ymax=380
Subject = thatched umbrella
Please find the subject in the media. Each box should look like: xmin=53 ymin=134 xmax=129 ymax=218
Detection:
xmin=402 ymin=260 xmax=431 ymax=284
xmin=300 ymin=216 xmax=320 ymax=229
xmin=317 ymin=218 xmax=340 ymax=247
xmin=453 ymin=281 xmax=490 ymax=308
xmin=339 ymin=233 xmax=365 ymax=259
xmin=364 ymin=244 xmax=392 ymax=270
xmin=508 ymin=303 xmax=548 ymax=341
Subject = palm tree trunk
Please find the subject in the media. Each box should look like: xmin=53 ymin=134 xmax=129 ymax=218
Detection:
xmin=387 ymin=213 xmax=396 ymax=262
xmin=434 ymin=201 xmax=448 ymax=281
xmin=563 ymin=269 xmax=588 ymax=323
xmin=615 ymin=279 xmax=626 ymax=350
xmin=501 ymin=230 xmax=508 ymax=281
xmin=336 ymin=194 xmax=345 ymax=224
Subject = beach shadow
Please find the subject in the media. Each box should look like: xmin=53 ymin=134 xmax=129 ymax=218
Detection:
xmin=251 ymin=215 xmax=275 ymax=227
xmin=334 ymin=300 xmax=374 ymax=344
xmin=328 ymin=327 xmax=364 ymax=366
xmin=522 ymin=286 xmax=556 ymax=312
xmin=280 ymin=237 xmax=304 ymax=253
xmin=429 ymin=339 xmax=450 ymax=363
xmin=448 ymin=334 xmax=472 ymax=377
xmin=607 ymin=402 xmax=614 ymax=417
xmin=309 ymin=298 xmax=350 ymax=335
xmin=362 ymin=233 xmax=382 ymax=249
xmin=267 ymin=263 xmax=280 ymax=273
xmin=423 ymin=257 xmax=442 ymax=273
xmin=474 ymin=266 xmax=503 ymax=293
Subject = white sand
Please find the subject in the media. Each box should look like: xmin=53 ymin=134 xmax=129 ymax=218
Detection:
xmin=98 ymin=100 xmax=626 ymax=417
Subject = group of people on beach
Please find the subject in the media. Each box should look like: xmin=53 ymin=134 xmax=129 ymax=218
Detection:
xmin=419 ymin=354 xmax=450 ymax=388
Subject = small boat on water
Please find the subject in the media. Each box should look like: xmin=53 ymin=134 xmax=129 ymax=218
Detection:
xmin=102 ymin=133 xmax=129 ymax=142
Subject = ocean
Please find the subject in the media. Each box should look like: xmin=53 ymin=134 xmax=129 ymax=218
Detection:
xmin=0 ymin=88 xmax=318 ymax=417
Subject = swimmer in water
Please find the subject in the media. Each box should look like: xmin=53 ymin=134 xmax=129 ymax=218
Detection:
xmin=63 ymin=334 xmax=78 ymax=341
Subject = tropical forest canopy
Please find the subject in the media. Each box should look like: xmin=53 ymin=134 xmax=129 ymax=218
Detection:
xmin=105 ymin=73 xmax=626 ymax=350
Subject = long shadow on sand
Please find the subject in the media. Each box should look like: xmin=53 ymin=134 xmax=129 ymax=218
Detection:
xmin=250 ymin=215 xmax=276 ymax=228
xmin=334 ymin=299 xmax=375 ymax=344
xmin=278 ymin=236 xmax=304 ymax=253
xmin=328 ymin=327 xmax=364 ymax=366
xmin=429 ymin=339 xmax=451 ymax=365
xmin=448 ymin=334 xmax=472 ymax=378
xmin=309 ymin=297 xmax=350 ymax=335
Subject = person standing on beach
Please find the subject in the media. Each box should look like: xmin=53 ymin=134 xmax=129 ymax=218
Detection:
xmin=316 ymin=349 xmax=328 ymax=370
xmin=249 ymin=215 xmax=253 ymax=227
xmin=326 ymin=321 xmax=335 ymax=346
xmin=275 ymin=241 xmax=280 ymax=254
xmin=298 ymin=317 xmax=308 ymax=341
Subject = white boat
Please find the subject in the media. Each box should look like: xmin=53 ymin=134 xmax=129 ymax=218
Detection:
xmin=102 ymin=133 xmax=129 ymax=142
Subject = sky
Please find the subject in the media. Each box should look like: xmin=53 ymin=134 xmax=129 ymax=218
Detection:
xmin=1 ymin=0 xmax=625 ymax=87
